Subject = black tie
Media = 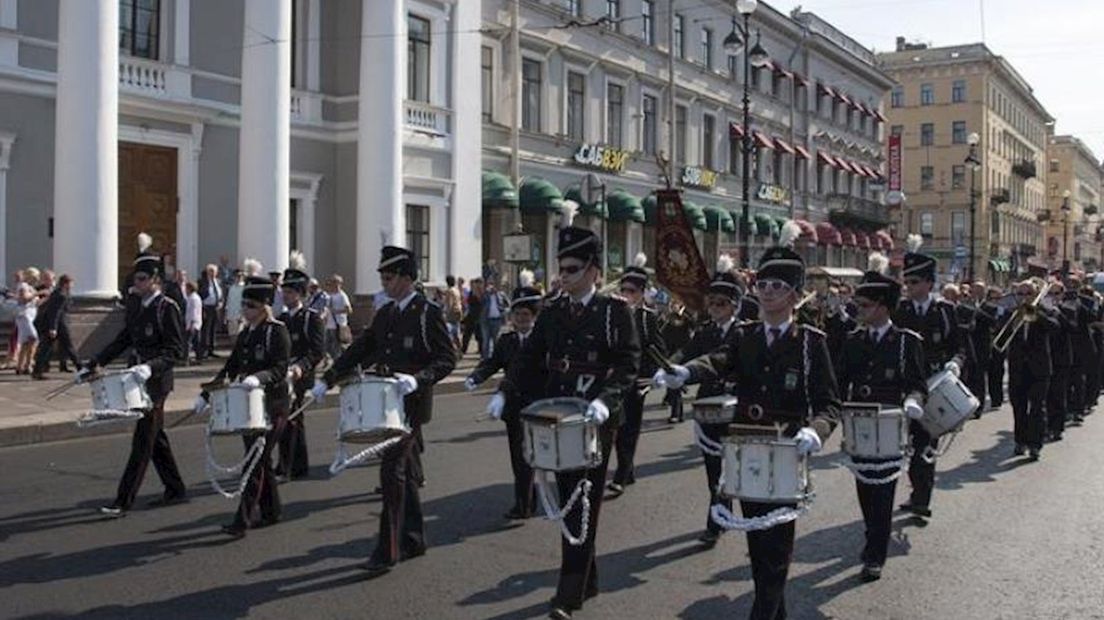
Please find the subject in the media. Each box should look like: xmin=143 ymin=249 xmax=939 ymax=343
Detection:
xmin=869 ymin=329 xmax=879 ymax=346
xmin=570 ymin=301 xmax=584 ymax=320
xmin=769 ymin=327 xmax=782 ymax=349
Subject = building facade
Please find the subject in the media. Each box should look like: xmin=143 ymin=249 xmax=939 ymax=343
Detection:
xmin=479 ymin=0 xmax=895 ymax=285
xmin=879 ymin=39 xmax=1053 ymax=283
xmin=0 ymin=0 xmax=482 ymax=298
xmin=1044 ymin=135 xmax=1102 ymax=273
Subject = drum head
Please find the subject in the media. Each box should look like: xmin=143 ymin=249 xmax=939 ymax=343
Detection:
xmin=341 ymin=427 xmax=408 ymax=444
xmin=521 ymin=397 xmax=590 ymax=424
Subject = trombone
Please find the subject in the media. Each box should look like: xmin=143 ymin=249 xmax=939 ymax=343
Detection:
xmin=992 ymin=281 xmax=1052 ymax=353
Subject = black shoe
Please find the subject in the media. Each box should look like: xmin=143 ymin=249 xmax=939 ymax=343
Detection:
xmin=606 ymin=482 xmax=625 ymax=497
xmin=698 ymin=529 xmax=720 ymax=547
xmin=504 ymin=507 xmax=531 ymax=520
xmin=668 ymin=416 xmax=680 ymax=424
xmin=221 ymin=524 xmax=246 ymax=539
xmin=59 ymin=365 xmax=71 ymax=373
xmin=99 ymin=505 xmax=126 ymax=519
xmin=274 ymin=474 xmax=290 ymax=484
xmin=146 ymin=493 xmax=188 ymax=508
xmin=31 ymin=373 xmax=46 ymax=381
xmin=1028 ymin=448 xmax=1040 ymax=461
xmin=257 ymin=516 xmax=281 ymax=528
xmin=400 ymin=545 xmax=426 ymax=561
xmin=208 ymin=352 xmax=222 ymax=359
xmin=549 ymin=606 xmax=573 ymax=620
xmin=1052 ymin=433 xmax=1064 ymax=442
xmin=1013 ymin=444 xmax=1026 ymax=456
xmin=362 ymin=557 xmax=395 ymax=578
xmin=899 ymin=502 xmax=931 ymax=518
xmin=860 ymin=563 xmax=883 ymax=582
xmin=372 ymin=485 xmax=383 ymax=494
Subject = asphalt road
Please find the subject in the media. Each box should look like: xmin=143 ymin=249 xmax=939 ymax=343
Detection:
xmin=2 ymin=390 xmax=1104 ymax=620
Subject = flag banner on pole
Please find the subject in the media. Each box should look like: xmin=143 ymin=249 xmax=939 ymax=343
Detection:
xmin=654 ymin=189 xmax=712 ymax=312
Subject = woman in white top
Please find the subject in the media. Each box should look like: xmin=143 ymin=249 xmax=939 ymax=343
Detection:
xmin=13 ymin=268 xmax=40 ymax=374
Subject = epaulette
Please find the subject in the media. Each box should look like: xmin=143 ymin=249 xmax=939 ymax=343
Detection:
xmin=847 ymin=326 xmax=865 ymax=336
xmin=898 ymin=327 xmax=923 ymax=341
xmin=425 ymin=298 xmax=441 ymax=308
xmin=800 ymin=324 xmax=827 ymax=337
xmin=608 ymin=292 xmax=628 ymax=303
xmin=640 ymin=305 xmax=657 ymax=314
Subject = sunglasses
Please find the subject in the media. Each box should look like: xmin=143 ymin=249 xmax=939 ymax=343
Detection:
xmin=133 ymin=274 xmax=150 ymax=283
xmin=560 ymin=264 xmax=587 ymax=275
xmin=755 ymin=279 xmax=792 ymax=293
xmin=903 ymin=278 xmax=924 ymax=286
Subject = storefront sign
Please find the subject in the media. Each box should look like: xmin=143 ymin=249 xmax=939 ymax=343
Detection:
xmin=503 ymin=234 xmax=534 ymax=263
xmin=887 ymin=134 xmax=902 ymax=205
xmin=680 ymin=166 xmax=718 ymax=190
xmin=756 ymin=183 xmax=790 ymax=205
xmin=573 ymin=143 xmax=630 ymax=173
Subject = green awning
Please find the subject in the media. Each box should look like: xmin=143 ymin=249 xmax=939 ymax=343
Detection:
xmin=703 ymin=205 xmax=736 ymax=233
xmin=563 ymin=187 xmax=608 ymax=218
xmin=643 ymin=194 xmax=658 ymax=224
xmin=754 ymin=213 xmax=778 ymax=237
xmin=607 ymin=189 xmax=645 ymax=223
xmin=772 ymin=214 xmax=789 ymax=233
xmin=684 ymin=202 xmax=707 ymax=231
xmin=519 ymin=177 xmax=563 ymax=213
xmin=989 ymin=259 xmax=1010 ymax=273
xmin=482 ymin=171 xmax=518 ymax=208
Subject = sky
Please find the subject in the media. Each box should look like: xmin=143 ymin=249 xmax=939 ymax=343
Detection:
xmin=767 ymin=0 xmax=1104 ymax=163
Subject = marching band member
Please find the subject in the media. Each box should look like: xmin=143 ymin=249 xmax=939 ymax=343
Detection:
xmin=966 ymin=281 xmax=997 ymax=411
xmin=658 ymin=228 xmax=840 ymax=620
xmin=86 ymin=254 xmax=187 ymax=518
xmin=609 ymin=253 xmax=666 ymax=496
xmin=834 ymin=253 xmax=926 ymax=581
xmin=798 ymin=267 xmax=853 ymax=358
xmin=464 ymin=270 xmax=543 ymax=519
xmin=495 ymin=226 xmax=640 ymax=620
xmin=943 ymin=284 xmax=983 ymax=413
xmin=1044 ymin=281 xmax=1075 ymax=442
xmin=200 ymin=276 xmax=291 ymax=537
xmin=892 ymin=234 xmax=965 ymax=519
xmin=984 ymin=285 xmax=1009 ymax=409
xmin=311 ymin=246 xmax=456 ymax=576
xmin=1073 ymin=278 xmax=1101 ymax=420
xmin=1006 ymin=279 xmax=1058 ymax=460
xmin=659 ymin=300 xmax=694 ymax=423
xmin=275 ymin=252 xmax=326 ymax=480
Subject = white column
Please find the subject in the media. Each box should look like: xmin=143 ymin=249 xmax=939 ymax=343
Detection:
xmin=173 ymin=0 xmax=190 ymax=66
xmin=450 ymin=0 xmax=482 ymax=282
xmin=237 ymin=0 xmax=291 ymax=272
xmin=53 ymin=0 xmax=117 ymax=299
xmin=0 ymin=131 xmax=13 ymax=280
xmin=355 ymin=0 xmax=405 ymax=294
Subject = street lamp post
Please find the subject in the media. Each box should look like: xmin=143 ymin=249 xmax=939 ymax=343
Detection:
xmin=1061 ymin=189 xmax=1071 ymax=275
xmin=724 ymin=0 xmax=769 ymax=268
xmin=965 ymin=132 xmax=981 ymax=281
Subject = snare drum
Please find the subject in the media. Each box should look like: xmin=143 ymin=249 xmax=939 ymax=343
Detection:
xmin=337 ymin=375 xmax=408 ymax=444
xmin=921 ymin=370 xmax=979 ymax=437
xmin=89 ymin=369 xmax=152 ymax=413
xmin=720 ymin=433 xmax=808 ymax=504
xmin=841 ymin=403 xmax=908 ymax=459
xmin=207 ymin=384 xmax=269 ymax=435
xmin=691 ymin=396 xmax=738 ymax=425
xmin=521 ymin=398 xmax=601 ymax=472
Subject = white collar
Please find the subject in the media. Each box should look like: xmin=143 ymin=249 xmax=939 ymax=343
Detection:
xmin=716 ymin=315 xmax=738 ymax=335
xmin=763 ymin=318 xmax=792 ymax=336
xmin=868 ymin=320 xmax=892 ymax=342
xmin=517 ymin=328 xmax=532 ymax=339
xmin=141 ymin=290 xmax=162 ymax=308
xmin=393 ymin=290 xmax=417 ymax=311
xmin=285 ymin=302 xmax=303 ymax=317
xmin=914 ymin=294 xmax=934 ymax=312
xmin=571 ymin=286 xmax=597 ymax=307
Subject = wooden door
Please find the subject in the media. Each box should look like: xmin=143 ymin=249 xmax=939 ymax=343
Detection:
xmin=118 ymin=142 xmax=177 ymax=285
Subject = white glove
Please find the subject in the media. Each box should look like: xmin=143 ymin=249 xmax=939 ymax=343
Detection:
xmin=944 ymin=360 xmax=961 ymax=378
xmin=794 ymin=427 xmax=823 ymax=455
xmin=311 ymin=379 xmax=329 ymax=401
xmin=651 ymin=368 xmax=668 ymax=388
xmin=659 ymin=365 xmax=691 ymax=389
xmin=585 ymin=399 xmax=610 ymax=425
xmin=464 ymin=377 xmax=478 ymax=392
xmin=75 ymin=366 xmax=95 ymax=384
xmin=395 ymin=373 xmax=419 ymax=396
xmin=904 ymin=397 xmax=925 ymax=420
xmin=192 ymin=394 xmax=208 ymax=415
xmin=241 ymin=375 xmax=261 ymax=389
xmin=487 ymin=392 xmax=506 ymax=420
xmin=129 ymin=364 xmax=152 ymax=382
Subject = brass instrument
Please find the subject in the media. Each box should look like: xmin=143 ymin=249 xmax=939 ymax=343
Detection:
xmin=992 ymin=282 xmax=1052 ymax=353
xmin=794 ymin=290 xmax=818 ymax=311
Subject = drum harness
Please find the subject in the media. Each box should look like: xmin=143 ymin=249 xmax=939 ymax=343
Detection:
xmin=842 ymin=332 xmax=911 ymax=485
xmin=329 ymin=374 xmax=409 ymax=476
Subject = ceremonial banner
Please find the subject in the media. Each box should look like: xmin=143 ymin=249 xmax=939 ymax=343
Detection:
xmin=654 ymin=189 xmax=713 ymax=311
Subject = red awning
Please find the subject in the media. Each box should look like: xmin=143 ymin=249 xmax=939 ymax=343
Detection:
xmin=839 ymin=228 xmax=857 ymax=247
xmin=815 ymin=222 xmax=842 ymax=246
xmin=836 ymin=91 xmax=853 ymax=106
xmin=773 ymin=136 xmax=797 ymax=155
xmin=818 ymin=83 xmax=836 ymax=98
xmin=874 ymin=109 xmax=888 ymax=122
xmin=870 ymin=234 xmax=885 ymax=251
xmin=863 ymin=164 xmax=881 ymax=178
xmin=816 ymin=151 xmax=838 ymax=168
xmin=850 ymin=161 xmax=869 ymax=177
xmin=792 ymin=71 xmax=812 ymax=87
xmin=854 ymin=231 xmax=871 ymax=250
xmin=754 ymin=131 xmax=774 ymax=149
xmin=795 ymin=219 xmax=818 ymax=243
xmin=794 ymin=144 xmax=812 ymax=160
xmin=857 ymin=102 xmax=872 ymax=116
xmin=875 ymin=230 xmax=894 ymax=251
xmin=836 ymin=158 xmax=855 ymax=174
xmin=773 ymin=65 xmax=794 ymax=79
xmin=729 ymin=122 xmax=745 ymax=139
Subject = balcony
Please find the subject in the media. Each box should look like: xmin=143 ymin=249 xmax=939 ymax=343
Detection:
xmin=991 ymin=188 xmax=1011 ymax=205
xmin=1012 ymin=159 xmax=1037 ymax=180
xmin=825 ymin=193 xmax=890 ymax=226
xmin=290 ymin=90 xmax=323 ymax=124
xmin=404 ymin=100 xmax=451 ymax=137
xmin=118 ymin=56 xmax=189 ymax=99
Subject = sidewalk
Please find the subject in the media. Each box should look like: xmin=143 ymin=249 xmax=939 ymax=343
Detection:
xmin=0 ymin=350 xmax=486 ymax=448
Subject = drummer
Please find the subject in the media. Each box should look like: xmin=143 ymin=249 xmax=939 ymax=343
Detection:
xmin=84 ymin=254 xmax=187 ymax=518
xmin=657 ymin=233 xmax=840 ymax=620
xmin=833 ymin=253 xmax=926 ymax=582
xmin=464 ymin=269 xmax=543 ymax=519
xmin=310 ymin=245 xmax=456 ymax=577
xmin=198 ymin=275 xmax=291 ymax=538
xmin=493 ymin=225 xmax=640 ymax=620
xmin=275 ymin=252 xmax=326 ymax=481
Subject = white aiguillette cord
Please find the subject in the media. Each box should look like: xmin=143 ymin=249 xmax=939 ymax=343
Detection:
xmin=535 ymin=470 xmax=592 ymax=547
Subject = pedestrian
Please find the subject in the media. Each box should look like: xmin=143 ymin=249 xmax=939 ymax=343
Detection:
xmin=276 ymin=252 xmax=325 ymax=481
xmin=307 ymin=278 xmax=330 ymax=316
xmin=1006 ymin=278 xmax=1057 ymax=461
xmin=479 ymin=280 xmax=508 ymax=361
xmin=443 ymin=275 xmax=463 ymax=349
xmin=32 ymin=274 xmax=79 ymax=379
xmin=198 ymin=263 xmax=224 ymax=360
xmin=13 ymin=267 xmax=40 ymax=375
xmin=324 ymin=274 xmax=351 ymax=361
xmin=269 ymin=270 xmax=285 ymax=316
xmin=184 ymin=280 xmax=203 ymax=364
xmin=461 ymin=278 xmax=484 ymax=355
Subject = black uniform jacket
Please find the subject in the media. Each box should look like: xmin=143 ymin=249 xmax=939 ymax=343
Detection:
xmin=324 ymin=293 xmax=457 ymax=425
xmin=634 ymin=305 xmax=668 ymax=386
xmin=468 ymin=330 xmax=541 ymax=420
xmin=279 ymin=305 xmax=326 ymax=390
xmin=1007 ymin=309 xmax=1059 ymax=378
xmin=94 ymin=292 xmax=185 ymax=402
xmin=213 ymin=318 xmax=292 ymax=410
xmin=835 ymin=325 xmax=927 ymax=406
xmin=892 ymin=298 xmax=967 ymax=374
xmin=501 ymin=291 xmax=640 ymax=428
xmin=685 ymin=321 xmax=841 ymax=441
xmin=33 ymin=287 xmax=70 ymax=333
xmin=671 ymin=317 xmax=739 ymax=399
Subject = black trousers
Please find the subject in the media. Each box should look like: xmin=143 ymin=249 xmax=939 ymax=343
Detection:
xmin=907 ymin=421 xmax=937 ymax=509
xmin=742 ymin=500 xmax=797 ymax=620
xmin=370 ymin=424 xmax=425 ymax=564
xmin=201 ymin=306 xmax=219 ymax=356
xmin=853 ymin=458 xmax=899 ymax=567
xmin=1047 ymin=369 xmax=1069 ymax=438
xmin=460 ymin=321 xmax=481 ymax=355
xmin=613 ymin=388 xmax=646 ymax=485
xmin=1009 ymin=369 xmax=1047 ymax=451
xmin=700 ymin=422 xmax=731 ymax=535
xmin=1069 ymin=362 xmax=1087 ymax=417
xmin=114 ymin=400 xmax=186 ymax=509
xmin=278 ymin=388 xmax=310 ymax=478
xmin=665 ymin=388 xmax=684 ymax=421
xmin=968 ymin=357 xmax=989 ymax=408
xmin=552 ymin=430 xmax=614 ymax=612
xmin=504 ymin=415 xmax=536 ymax=515
xmin=988 ymin=353 xmax=1006 ymax=408
xmin=32 ymin=322 xmax=79 ymax=374
xmin=1083 ymin=361 xmax=1100 ymax=413
xmin=234 ymin=410 xmax=287 ymax=528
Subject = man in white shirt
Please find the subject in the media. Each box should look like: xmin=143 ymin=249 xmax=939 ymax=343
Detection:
xmin=325 ymin=275 xmax=351 ymax=360
xmin=184 ymin=281 xmax=203 ymax=364
xmin=198 ymin=264 xmax=222 ymax=360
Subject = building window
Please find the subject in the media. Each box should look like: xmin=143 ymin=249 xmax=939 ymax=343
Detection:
xmin=119 ymin=0 xmax=161 ymax=60
xmin=481 ymin=46 xmax=493 ymax=123
xmin=701 ymin=27 xmax=713 ymax=70
xmin=522 ymin=58 xmax=542 ymax=132
xmin=920 ymin=83 xmax=934 ymax=105
xmin=890 ymin=124 xmax=904 ymax=137
xmin=920 ymin=123 xmax=934 ymax=146
xmin=674 ymin=14 xmax=684 ymax=59
xmin=607 ymin=82 xmax=624 ymax=148
xmin=702 ymin=114 xmax=715 ymax=169
xmin=921 ymin=166 xmax=934 ymax=190
xmin=566 ymin=71 xmax=586 ymax=141
xmin=606 ymin=0 xmax=620 ymax=32
xmin=952 ymin=79 xmax=966 ymax=103
xmin=729 ymin=133 xmax=741 ymax=175
xmin=951 ymin=211 xmax=966 ymax=243
xmin=891 ymin=87 xmax=904 ymax=108
xmin=407 ymin=14 xmax=431 ymax=102
xmin=406 ymin=204 xmax=430 ymax=278
xmin=642 ymin=94 xmax=658 ymax=155
xmin=920 ymin=212 xmax=934 ymax=236
xmin=751 ymin=66 xmax=761 ymax=91
xmin=675 ymin=104 xmax=687 ymax=163
xmin=566 ymin=0 xmax=581 ymax=17
xmin=641 ymin=0 xmax=655 ymax=45
xmin=952 ymin=121 xmax=967 ymax=144
xmin=1050 ymin=159 xmax=1060 ymax=173
xmin=952 ymin=165 xmax=966 ymax=190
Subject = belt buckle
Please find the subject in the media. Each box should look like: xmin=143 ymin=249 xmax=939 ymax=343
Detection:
xmin=556 ymin=357 xmax=571 ymax=373
xmin=747 ymin=404 xmax=765 ymax=421
xmin=858 ymin=385 xmax=872 ymax=398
